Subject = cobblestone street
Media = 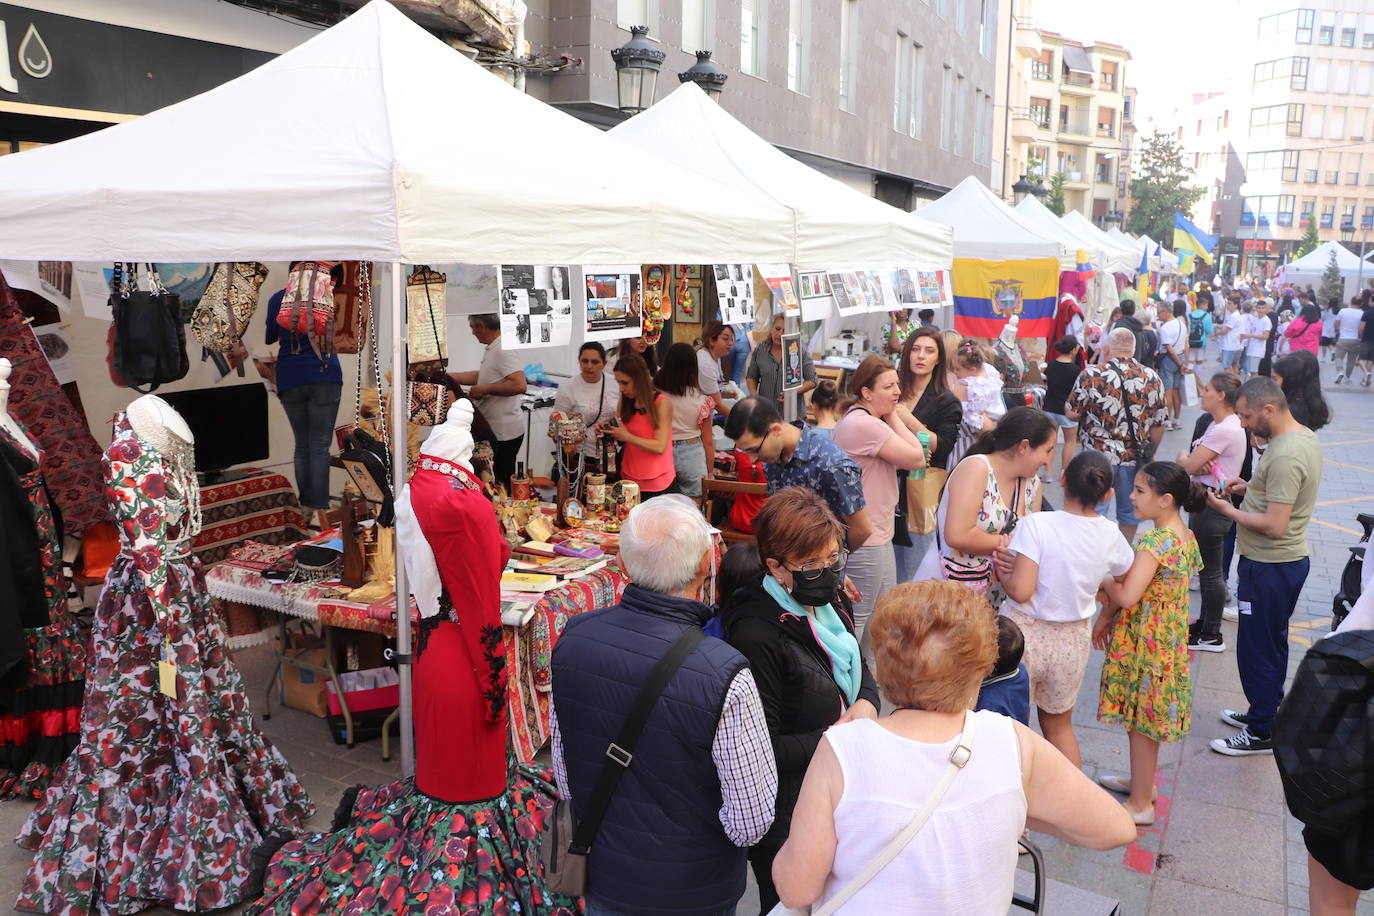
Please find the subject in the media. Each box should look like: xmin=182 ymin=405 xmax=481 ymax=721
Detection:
xmin=0 ymin=356 xmax=1370 ymax=916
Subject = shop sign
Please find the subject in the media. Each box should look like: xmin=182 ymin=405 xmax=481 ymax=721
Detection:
xmin=1242 ymin=240 xmax=1276 ymax=253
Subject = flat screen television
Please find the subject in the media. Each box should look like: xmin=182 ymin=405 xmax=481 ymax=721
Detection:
xmin=159 ymin=383 xmax=270 ymax=480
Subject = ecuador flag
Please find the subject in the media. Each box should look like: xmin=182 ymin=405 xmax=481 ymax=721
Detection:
xmin=952 ymin=257 xmax=1059 ymax=338
xmin=1173 ymin=212 xmax=1216 ymax=265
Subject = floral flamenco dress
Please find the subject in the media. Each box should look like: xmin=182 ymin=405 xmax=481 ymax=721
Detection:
xmin=16 ymin=407 xmax=314 ymax=916
xmin=246 ymin=403 xmax=578 ymax=916
xmin=1097 ymin=526 xmax=1202 ymax=743
xmin=0 ymin=423 xmax=88 ymax=800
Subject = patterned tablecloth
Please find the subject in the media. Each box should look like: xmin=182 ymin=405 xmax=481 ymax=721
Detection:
xmin=194 ymin=469 xmax=310 ymax=565
xmin=204 ymin=540 xmax=628 ymax=761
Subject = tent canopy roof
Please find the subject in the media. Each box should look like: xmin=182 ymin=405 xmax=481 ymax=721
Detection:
xmin=0 ymin=1 xmax=796 ymax=264
xmin=1013 ymin=196 xmax=1105 ymax=267
xmin=609 ymin=83 xmax=952 ymax=269
xmin=1285 ymin=240 xmax=1367 ymax=272
xmin=919 ymin=177 xmax=1069 ymax=265
xmin=1061 ymin=210 xmax=1140 ymax=271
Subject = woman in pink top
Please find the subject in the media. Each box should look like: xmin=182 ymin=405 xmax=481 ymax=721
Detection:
xmin=599 ymin=354 xmax=676 ymax=496
xmin=1175 ymin=372 xmax=1247 ymax=651
xmin=832 ymin=355 xmax=926 ymax=652
xmin=1282 ymin=303 xmax=1322 ymax=356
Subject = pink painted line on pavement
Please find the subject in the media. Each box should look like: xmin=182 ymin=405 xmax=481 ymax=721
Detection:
xmin=1122 ymin=771 xmax=1174 ymax=875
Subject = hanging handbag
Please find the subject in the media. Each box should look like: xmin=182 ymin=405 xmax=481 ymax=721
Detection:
xmin=768 ymin=710 xmax=979 ymax=916
xmin=191 ymin=261 xmax=268 ymax=354
xmin=407 ymin=380 xmax=451 ymax=426
xmin=906 ymin=467 xmax=949 ymax=537
xmin=331 ymin=261 xmax=371 ymax=354
xmin=109 ymin=262 xmax=190 ymax=393
xmin=278 ymin=260 xmax=338 ymax=362
xmin=406 ymin=266 xmax=447 ymax=365
xmin=540 ymin=627 xmax=706 ymax=896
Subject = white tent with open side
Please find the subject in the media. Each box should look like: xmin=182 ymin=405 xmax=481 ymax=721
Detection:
xmin=1278 ymin=240 xmax=1370 ymax=293
xmin=1060 ymin=210 xmax=1140 ymax=275
xmin=0 ymin=2 xmax=796 ymax=265
xmin=0 ymin=0 xmax=809 ymax=777
xmin=608 ymin=82 xmax=953 ymax=270
xmin=918 ymin=177 xmax=1074 ymax=268
xmin=1013 ymin=196 xmax=1105 ymax=270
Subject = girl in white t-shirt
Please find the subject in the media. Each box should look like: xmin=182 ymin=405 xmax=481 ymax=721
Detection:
xmin=999 ymin=450 xmax=1134 ymax=767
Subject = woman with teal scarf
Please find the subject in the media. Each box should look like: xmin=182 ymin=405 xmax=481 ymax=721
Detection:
xmin=722 ymin=486 xmax=881 ymax=913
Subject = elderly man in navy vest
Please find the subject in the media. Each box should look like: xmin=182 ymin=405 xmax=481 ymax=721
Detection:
xmin=551 ymin=496 xmax=777 ymax=916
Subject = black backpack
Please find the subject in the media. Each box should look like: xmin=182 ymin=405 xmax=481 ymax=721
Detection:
xmin=109 ymin=263 xmax=189 ymax=393
xmin=1188 ymin=313 xmax=1207 ymax=348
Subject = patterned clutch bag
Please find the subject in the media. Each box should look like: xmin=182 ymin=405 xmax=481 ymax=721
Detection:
xmin=407 ymin=381 xmax=450 ymax=426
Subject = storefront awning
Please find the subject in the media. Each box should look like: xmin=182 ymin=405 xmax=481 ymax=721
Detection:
xmin=1062 ymin=45 xmax=1094 ymax=75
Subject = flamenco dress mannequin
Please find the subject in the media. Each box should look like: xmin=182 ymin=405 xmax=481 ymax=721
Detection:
xmin=0 ymin=358 xmax=87 ymax=799
xmin=17 ymin=394 xmax=314 ymax=916
xmin=247 ymin=401 xmax=577 ymax=916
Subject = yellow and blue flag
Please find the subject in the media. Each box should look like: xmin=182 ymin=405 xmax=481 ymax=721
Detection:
xmin=1136 ymin=247 xmax=1151 ymax=301
xmin=952 ymin=257 xmax=1059 ymax=338
xmin=1173 ymin=212 xmax=1216 ymax=265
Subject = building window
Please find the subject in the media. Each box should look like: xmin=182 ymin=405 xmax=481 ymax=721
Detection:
xmin=1100 ymin=60 xmax=1118 ymax=92
xmin=1029 ymin=96 xmax=1051 ymax=128
xmin=740 ymin=0 xmax=765 ymax=77
xmin=1283 ymin=150 xmax=1301 ymax=182
xmin=1278 ymin=195 xmax=1295 ymax=227
xmin=1364 ymin=33 xmax=1374 ymax=49
xmin=1029 ymin=144 xmax=1050 ymax=177
xmin=1098 ymin=107 xmax=1116 ymax=137
xmin=978 ymin=0 xmax=994 ymax=58
xmin=1292 ymin=57 xmax=1308 ymax=91
xmin=940 ymin=65 xmax=953 ymax=149
xmin=909 ymin=43 xmax=924 ymax=137
xmin=1342 ymin=203 xmax=1356 ymax=227
xmin=934 ymin=0 xmax=946 ymax=17
xmin=1031 ymin=50 xmax=1052 ymax=81
xmin=1363 ymin=205 xmax=1374 ymax=228
xmin=786 ymin=0 xmax=809 ymax=92
xmin=1296 ymin=9 xmax=1314 ymax=43
xmin=1250 ymin=103 xmax=1294 ymax=137
xmin=1341 ymin=27 xmax=1356 ymax=47
xmin=616 ymin=0 xmax=653 ymax=30
xmin=1326 ymin=170 xmax=1339 ymax=184
xmin=893 ymin=34 xmax=910 ymax=132
xmin=1305 ymin=168 xmax=1318 ymax=182
xmin=1320 ymin=203 xmax=1335 ymax=228
xmin=1301 ymin=199 xmax=1316 ymax=224
xmin=682 ymin=0 xmax=707 ymax=51
xmin=954 ymin=0 xmax=966 ymax=34
xmin=954 ymin=74 xmax=967 ymax=155
xmin=1318 ymin=25 xmax=1333 ymax=45
xmin=1095 ymin=154 xmax=1112 ymax=184
xmin=1288 ymin=103 xmax=1305 ymax=137
xmin=839 ymin=0 xmax=858 ymax=111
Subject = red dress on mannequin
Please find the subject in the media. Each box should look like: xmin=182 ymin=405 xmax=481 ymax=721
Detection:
xmin=408 ymin=460 xmax=509 ymax=801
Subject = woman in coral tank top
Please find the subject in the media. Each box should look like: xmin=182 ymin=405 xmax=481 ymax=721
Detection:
xmin=599 ymin=353 xmax=677 ymax=496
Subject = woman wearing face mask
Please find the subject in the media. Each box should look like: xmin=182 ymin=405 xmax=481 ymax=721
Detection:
xmin=723 ymin=487 xmax=880 ymax=914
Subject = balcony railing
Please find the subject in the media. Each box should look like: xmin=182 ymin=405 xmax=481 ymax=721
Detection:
xmin=1097 ymin=126 xmax=1116 ymax=138
xmin=1059 ymin=119 xmax=1092 ymax=136
xmin=1061 ymin=72 xmax=1093 ymax=89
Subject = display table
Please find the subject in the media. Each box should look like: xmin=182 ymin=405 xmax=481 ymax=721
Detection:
xmin=194 ymin=468 xmax=310 ymax=565
xmin=204 ymin=539 xmax=628 ymax=760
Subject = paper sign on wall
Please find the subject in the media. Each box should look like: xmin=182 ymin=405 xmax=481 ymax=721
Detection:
xmin=757 ymin=264 xmax=799 ymax=317
xmin=582 ymin=266 xmax=643 ymax=342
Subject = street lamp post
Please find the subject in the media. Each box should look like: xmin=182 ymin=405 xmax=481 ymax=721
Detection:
xmin=611 ymin=26 xmax=665 ymax=114
xmin=678 ymin=50 xmax=727 ymax=100
xmin=1029 ymin=178 xmax=1048 ymax=200
xmin=1011 ymin=174 xmax=1033 ymax=204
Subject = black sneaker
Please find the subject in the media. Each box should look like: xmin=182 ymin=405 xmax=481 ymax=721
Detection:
xmin=1188 ymin=632 xmax=1225 ymax=652
xmin=1219 ymin=708 xmax=1252 ymax=728
xmin=1210 ymin=728 xmax=1273 ymax=756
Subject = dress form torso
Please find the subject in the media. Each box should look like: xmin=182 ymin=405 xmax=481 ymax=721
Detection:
xmin=0 ymin=359 xmax=37 ymax=458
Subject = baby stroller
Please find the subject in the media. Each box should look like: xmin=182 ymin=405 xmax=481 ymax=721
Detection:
xmin=1331 ymin=512 xmax=1374 ymax=631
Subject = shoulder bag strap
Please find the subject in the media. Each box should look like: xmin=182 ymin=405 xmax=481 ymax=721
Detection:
xmin=813 ymin=710 xmax=980 ymax=916
xmin=568 ymin=626 xmax=707 ymax=856
xmin=1107 ymin=363 xmax=1141 ymax=456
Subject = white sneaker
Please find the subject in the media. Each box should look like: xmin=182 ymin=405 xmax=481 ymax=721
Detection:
xmin=1223 ymin=604 xmax=1240 ymax=622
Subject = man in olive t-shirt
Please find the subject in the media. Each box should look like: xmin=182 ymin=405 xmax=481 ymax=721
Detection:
xmin=1204 ymin=377 xmax=1322 ymax=756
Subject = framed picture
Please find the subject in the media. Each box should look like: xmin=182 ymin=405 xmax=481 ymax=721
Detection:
xmin=783 ymin=333 xmax=803 ymax=389
xmin=685 ymin=265 xmax=703 ymax=279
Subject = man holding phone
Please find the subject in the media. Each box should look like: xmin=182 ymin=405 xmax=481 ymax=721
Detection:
xmin=1204 ymin=377 xmax=1322 ymax=756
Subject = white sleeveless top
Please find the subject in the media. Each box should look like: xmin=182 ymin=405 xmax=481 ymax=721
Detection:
xmin=819 ymin=712 xmax=1027 ymax=914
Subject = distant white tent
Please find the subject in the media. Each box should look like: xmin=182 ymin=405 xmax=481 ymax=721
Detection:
xmin=1013 ymin=197 xmax=1117 ymax=320
xmin=1061 ymin=211 xmax=1139 ymax=274
xmin=919 ymin=177 xmax=1072 ymax=267
xmin=610 ymin=83 xmax=953 ymax=270
xmin=1278 ymin=240 xmax=1370 ymax=295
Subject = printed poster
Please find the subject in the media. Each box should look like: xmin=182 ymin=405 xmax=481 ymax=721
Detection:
xmin=894 ymin=268 xmax=920 ymax=304
xmin=797 ymin=270 xmax=834 ymax=321
xmin=30 ymin=320 xmax=77 ymax=384
xmin=860 ymin=269 xmax=898 ymax=314
xmin=918 ymin=269 xmax=953 ymax=307
xmin=782 ymin=333 xmax=804 ymax=389
xmin=499 ymin=264 xmax=573 ymax=350
xmin=582 ymin=266 xmax=643 ymax=342
xmin=712 ymin=263 xmax=755 ymax=325
xmin=757 ymin=264 xmax=799 ymax=317
xmin=827 ymin=270 xmax=867 ymax=317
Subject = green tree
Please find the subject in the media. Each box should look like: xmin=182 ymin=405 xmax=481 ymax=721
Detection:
xmin=1127 ymin=131 xmax=1206 ymax=243
xmin=1318 ymin=248 xmax=1345 ymax=304
xmin=1295 ymin=219 xmax=1321 ymax=258
xmin=1045 ymin=172 xmax=1068 ymax=217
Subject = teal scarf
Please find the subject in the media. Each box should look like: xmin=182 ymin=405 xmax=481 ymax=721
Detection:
xmin=763 ymin=574 xmax=862 ymax=705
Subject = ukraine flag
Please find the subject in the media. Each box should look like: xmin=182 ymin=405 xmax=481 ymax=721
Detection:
xmin=951 ymin=257 xmax=1059 ymax=338
xmin=1173 ymin=212 xmax=1216 ymax=265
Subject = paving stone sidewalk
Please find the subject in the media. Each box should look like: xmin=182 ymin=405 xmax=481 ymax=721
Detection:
xmin=0 ymin=353 xmax=1371 ymax=915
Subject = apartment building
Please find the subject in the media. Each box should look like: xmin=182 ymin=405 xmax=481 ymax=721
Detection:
xmin=999 ymin=19 xmax=1133 ymax=224
xmin=521 ymin=0 xmax=1001 ymax=208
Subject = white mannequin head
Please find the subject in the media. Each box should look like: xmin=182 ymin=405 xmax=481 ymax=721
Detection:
xmin=420 ymin=398 xmax=475 ymax=470
xmin=127 ymin=394 xmax=193 ymax=444
xmin=998 ymin=315 xmax=1020 ymax=348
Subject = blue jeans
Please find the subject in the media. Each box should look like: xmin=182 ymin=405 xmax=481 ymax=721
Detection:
xmin=279 ymin=382 xmax=342 ymax=511
xmin=725 ymin=330 xmax=751 ymax=384
xmin=1236 ymin=555 xmax=1310 ymax=737
xmin=1097 ymin=463 xmax=1140 ymax=527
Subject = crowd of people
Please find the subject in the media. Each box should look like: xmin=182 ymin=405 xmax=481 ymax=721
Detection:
xmin=539 ymin=272 xmax=1374 ymax=914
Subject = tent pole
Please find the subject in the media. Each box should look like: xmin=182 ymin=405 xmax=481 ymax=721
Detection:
xmin=390 ymin=260 xmax=415 ymax=777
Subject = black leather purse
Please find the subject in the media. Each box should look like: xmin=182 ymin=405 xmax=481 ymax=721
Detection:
xmin=109 ymin=263 xmax=189 ymax=393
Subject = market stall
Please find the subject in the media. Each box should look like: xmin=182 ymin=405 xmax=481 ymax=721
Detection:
xmin=1013 ymin=195 xmax=1114 ymax=323
xmin=1276 ymin=240 xmax=1369 ymax=297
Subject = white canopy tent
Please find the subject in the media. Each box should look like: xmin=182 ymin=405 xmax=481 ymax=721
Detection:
xmin=1278 ymin=240 xmax=1369 ymax=294
xmin=1060 ymin=211 xmax=1140 ymax=275
xmin=1139 ymin=236 xmax=1182 ymax=275
xmin=0 ymin=0 xmax=812 ymax=778
xmin=609 ymin=82 xmax=953 ymax=271
xmin=919 ymin=177 xmax=1074 ymax=268
xmin=0 ymin=2 xmax=795 ymax=264
xmin=1012 ymin=196 xmax=1113 ymax=320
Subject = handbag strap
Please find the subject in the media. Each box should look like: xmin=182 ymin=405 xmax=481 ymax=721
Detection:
xmin=568 ymin=626 xmax=707 ymax=856
xmin=813 ymin=710 xmax=980 ymax=916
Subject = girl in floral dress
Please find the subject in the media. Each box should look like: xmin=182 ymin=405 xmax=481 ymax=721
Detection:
xmin=1093 ymin=461 xmax=1204 ymax=827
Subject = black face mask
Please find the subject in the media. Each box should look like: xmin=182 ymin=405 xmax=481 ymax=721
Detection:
xmin=788 ymin=565 xmax=840 ymax=607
